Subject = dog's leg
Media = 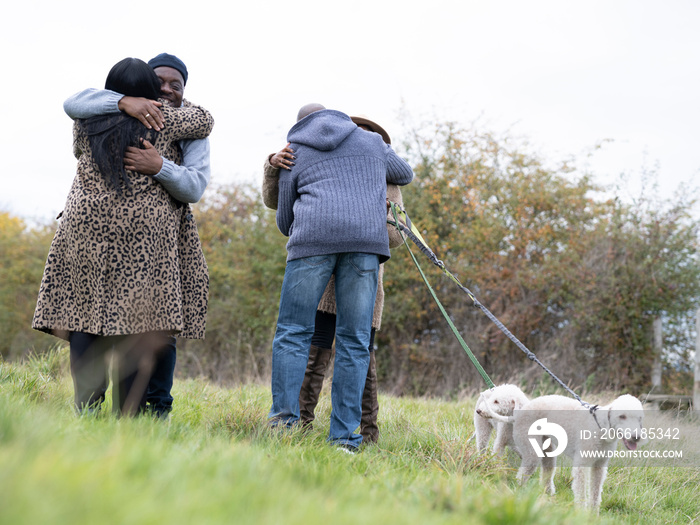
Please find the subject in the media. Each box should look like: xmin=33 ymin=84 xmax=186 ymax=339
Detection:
xmin=540 ymin=456 xmax=557 ymax=495
xmin=571 ymin=466 xmax=589 ymax=507
xmin=506 ymin=426 xmax=522 ymax=458
xmin=589 ymin=462 xmax=609 ymax=511
xmin=492 ymin=423 xmax=508 ymax=456
xmin=517 ymin=462 xmax=539 ymax=485
xmin=474 ymin=414 xmax=492 ymax=454
xmin=516 ymin=447 xmax=539 ymax=486
xmin=514 ymin=420 xmax=538 ymax=484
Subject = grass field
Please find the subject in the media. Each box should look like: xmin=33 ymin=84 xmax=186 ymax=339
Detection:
xmin=1 ymin=348 xmax=698 ymax=524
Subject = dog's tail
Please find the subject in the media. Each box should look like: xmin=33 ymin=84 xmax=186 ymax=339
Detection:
xmin=486 ymin=412 xmax=515 ymax=424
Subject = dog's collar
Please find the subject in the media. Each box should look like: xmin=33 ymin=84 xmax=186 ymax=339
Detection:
xmin=589 ymin=405 xmax=603 ymax=430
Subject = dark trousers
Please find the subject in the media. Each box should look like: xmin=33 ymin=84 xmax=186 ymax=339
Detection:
xmin=69 ymin=331 xmax=171 ymax=416
xmin=312 ymin=311 xmax=376 ymax=351
xmin=146 ymin=336 xmax=177 ymax=417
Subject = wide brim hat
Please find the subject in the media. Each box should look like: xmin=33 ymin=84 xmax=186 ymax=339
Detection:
xmin=350 ymin=115 xmax=391 ymax=145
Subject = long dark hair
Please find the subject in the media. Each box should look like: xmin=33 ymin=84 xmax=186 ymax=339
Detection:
xmin=79 ymin=58 xmax=162 ymax=193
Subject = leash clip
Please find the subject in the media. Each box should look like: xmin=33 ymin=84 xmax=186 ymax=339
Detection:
xmin=588 ymin=404 xmax=603 ymax=429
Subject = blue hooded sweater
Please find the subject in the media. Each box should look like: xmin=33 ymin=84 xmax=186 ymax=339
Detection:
xmin=277 ymin=109 xmax=414 ymax=263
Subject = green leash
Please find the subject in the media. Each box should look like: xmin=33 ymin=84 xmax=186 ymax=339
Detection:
xmin=387 ymin=200 xmax=599 ymax=413
xmin=389 ymin=201 xmax=494 ymax=389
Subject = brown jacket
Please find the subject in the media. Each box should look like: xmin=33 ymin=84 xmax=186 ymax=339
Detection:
xmin=33 ymin=103 xmax=214 ymax=340
xmin=263 ymin=156 xmax=405 ymax=330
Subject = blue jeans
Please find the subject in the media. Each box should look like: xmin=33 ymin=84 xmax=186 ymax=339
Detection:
xmin=269 ymin=252 xmax=379 ymax=448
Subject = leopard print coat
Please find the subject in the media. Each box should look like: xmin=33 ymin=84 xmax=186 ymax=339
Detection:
xmin=33 ymin=102 xmax=213 ymax=340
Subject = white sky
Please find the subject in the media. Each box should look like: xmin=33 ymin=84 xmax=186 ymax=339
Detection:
xmin=1 ymin=0 xmax=699 ymax=223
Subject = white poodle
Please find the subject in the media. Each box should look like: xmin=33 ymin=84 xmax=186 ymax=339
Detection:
xmin=474 ymin=384 xmax=529 ymax=457
xmin=512 ymin=394 xmax=644 ymax=510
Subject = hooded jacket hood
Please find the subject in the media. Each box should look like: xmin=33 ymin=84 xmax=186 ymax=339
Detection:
xmin=286 ymin=109 xmax=357 ymax=151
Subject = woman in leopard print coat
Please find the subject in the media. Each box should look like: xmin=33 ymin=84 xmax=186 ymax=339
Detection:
xmin=32 ymin=58 xmax=213 ymax=414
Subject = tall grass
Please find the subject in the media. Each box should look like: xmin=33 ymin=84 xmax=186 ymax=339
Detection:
xmin=1 ymin=348 xmax=698 ymax=524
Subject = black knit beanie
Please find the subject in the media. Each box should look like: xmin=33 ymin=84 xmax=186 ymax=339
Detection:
xmin=148 ymin=53 xmax=188 ymax=85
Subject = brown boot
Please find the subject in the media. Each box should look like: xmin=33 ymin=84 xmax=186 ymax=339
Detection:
xmin=360 ymin=351 xmax=379 ymax=444
xmin=299 ymin=345 xmax=332 ymax=428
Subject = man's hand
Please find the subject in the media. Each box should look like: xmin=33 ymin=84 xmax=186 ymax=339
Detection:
xmin=118 ymin=96 xmax=165 ymax=131
xmin=124 ymin=139 xmax=163 ymax=175
xmin=270 ymin=143 xmax=295 ymax=170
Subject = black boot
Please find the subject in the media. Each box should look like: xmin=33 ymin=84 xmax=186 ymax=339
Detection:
xmin=360 ymin=351 xmax=379 ymax=444
xmin=299 ymin=345 xmax=332 ymax=428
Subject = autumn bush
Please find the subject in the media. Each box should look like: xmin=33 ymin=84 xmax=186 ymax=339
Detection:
xmin=175 ymin=183 xmax=287 ymax=384
xmin=378 ymin=120 xmax=700 ymax=395
xmin=3 ymin=121 xmax=699 ymax=397
xmin=0 ymin=212 xmax=55 ymax=360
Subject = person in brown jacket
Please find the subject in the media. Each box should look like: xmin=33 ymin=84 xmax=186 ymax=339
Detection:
xmin=263 ymin=115 xmax=404 ymax=443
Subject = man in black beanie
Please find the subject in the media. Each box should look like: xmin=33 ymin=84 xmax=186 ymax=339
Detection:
xmin=121 ymin=53 xmax=191 ymax=172
xmin=149 ymin=53 xmax=188 ymax=83
xmin=63 ymin=52 xmax=212 ymax=417
xmin=147 ymin=53 xmax=189 ymax=107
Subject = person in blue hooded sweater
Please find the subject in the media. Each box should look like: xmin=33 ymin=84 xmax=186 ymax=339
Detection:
xmin=269 ymin=103 xmax=414 ymax=451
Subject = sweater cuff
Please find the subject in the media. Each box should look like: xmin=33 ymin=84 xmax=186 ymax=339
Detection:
xmin=153 ymin=158 xmax=174 ymax=181
xmin=106 ymin=92 xmax=124 ymax=114
xmin=264 ymin=153 xmax=277 ymax=171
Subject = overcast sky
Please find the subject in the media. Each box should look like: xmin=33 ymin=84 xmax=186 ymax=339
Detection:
xmin=2 ymin=0 xmax=699 ymax=223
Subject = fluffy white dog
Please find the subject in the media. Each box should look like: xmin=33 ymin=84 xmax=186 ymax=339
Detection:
xmin=474 ymin=384 xmax=529 ymax=457
xmin=512 ymin=394 xmax=644 ymax=510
